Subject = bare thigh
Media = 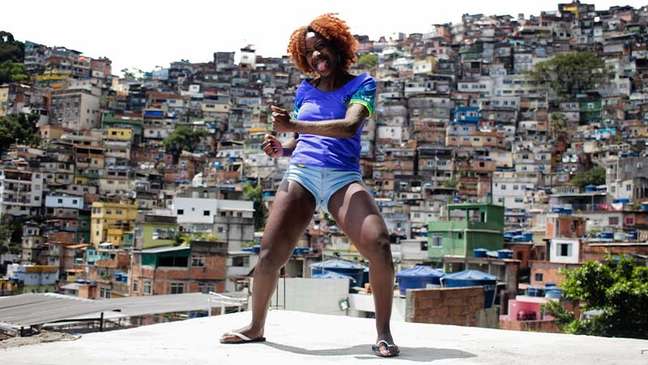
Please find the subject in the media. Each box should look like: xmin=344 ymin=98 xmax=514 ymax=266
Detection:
xmin=327 ymin=182 xmax=391 ymax=257
xmin=259 ymin=180 xmax=316 ymax=265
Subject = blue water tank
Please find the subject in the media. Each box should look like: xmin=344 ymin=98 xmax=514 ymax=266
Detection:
xmin=545 ymin=288 xmax=562 ymax=299
xmin=497 ymin=249 xmax=513 ymax=259
xmin=474 ymin=248 xmax=488 ymax=257
xmin=312 ymin=270 xmax=357 ymax=285
xmin=526 ymin=287 xmax=545 ymax=297
xmin=599 ymin=232 xmax=614 ymax=240
xmin=310 ymin=259 xmax=366 ymax=285
xmin=396 ymin=266 xmax=444 ymax=295
xmin=362 ymin=267 xmax=370 ymax=287
xmin=441 ymin=270 xmax=497 ymax=308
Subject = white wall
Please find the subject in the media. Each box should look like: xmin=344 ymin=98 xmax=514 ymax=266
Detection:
xmin=253 ymin=278 xmax=349 ymax=316
xmin=45 ymin=195 xmax=84 ymax=209
xmin=550 ymin=239 xmax=580 ymax=264
xmin=173 ymin=197 xmax=253 ymax=224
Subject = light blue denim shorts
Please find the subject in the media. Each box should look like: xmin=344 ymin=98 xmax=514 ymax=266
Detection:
xmin=283 ymin=163 xmax=363 ymax=215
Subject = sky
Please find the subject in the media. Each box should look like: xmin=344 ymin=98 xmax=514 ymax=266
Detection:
xmin=3 ymin=0 xmax=646 ymax=74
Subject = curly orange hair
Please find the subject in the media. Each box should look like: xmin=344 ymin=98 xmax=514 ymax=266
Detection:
xmin=287 ymin=13 xmax=358 ymax=74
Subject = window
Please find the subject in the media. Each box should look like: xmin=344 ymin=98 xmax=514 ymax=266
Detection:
xmin=143 ymin=280 xmax=152 ymax=295
xmin=100 ymin=288 xmax=112 ymax=298
xmin=191 ymin=256 xmax=205 ymax=267
xmin=558 ymin=243 xmax=572 ymax=257
xmin=203 ymin=210 xmax=210 ymax=216
xmin=232 ymin=256 xmax=250 ymax=267
xmin=609 ymin=217 xmax=619 ymax=225
xmin=431 ymin=235 xmax=442 ymax=246
xmin=133 ymin=280 xmax=138 ymax=292
xmin=535 ymin=273 xmax=544 ymax=282
xmin=170 ymin=282 xmax=185 ymax=294
xmin=177 ymin=209 xmax=184 ymax=215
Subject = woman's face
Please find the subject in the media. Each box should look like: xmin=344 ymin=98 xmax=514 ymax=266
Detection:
xmin=304 ymin=32 xmax=339 ymax=77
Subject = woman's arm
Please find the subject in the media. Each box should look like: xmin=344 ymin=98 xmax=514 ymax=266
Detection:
xmin=281 ymin=134 xmax=299 ymax=157
xmin=271 ymin=104 xmax=369 ymax=139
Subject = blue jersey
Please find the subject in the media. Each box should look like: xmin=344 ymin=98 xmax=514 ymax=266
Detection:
xmin=290 ymin=72 xmax=376 ymax=171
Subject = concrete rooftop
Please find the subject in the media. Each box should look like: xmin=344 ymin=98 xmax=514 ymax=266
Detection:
xmin=2 ymin=310 xmax=648 ymax=364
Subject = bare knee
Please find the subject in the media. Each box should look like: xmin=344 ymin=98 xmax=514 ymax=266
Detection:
xmin=255 ymin=247 xmax=287 ymax=275
xmin=361 ymin=231 xmax=393 ymax=265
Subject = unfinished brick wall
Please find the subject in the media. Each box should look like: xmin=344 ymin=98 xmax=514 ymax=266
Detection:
xmin=499 ymin=319 xmax=559 ymax=333
xmin=406 ymin=286 xmax=484 ymax=326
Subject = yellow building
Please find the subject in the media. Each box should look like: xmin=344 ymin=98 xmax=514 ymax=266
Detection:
xmin=104 ymin=127 xmax=134 ymax=141
xmin=91 ymin=202 xmax=138 ymax=247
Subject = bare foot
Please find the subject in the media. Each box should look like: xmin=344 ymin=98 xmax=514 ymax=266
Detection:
xmin=373 ymin=333 xmax=400 ymax=357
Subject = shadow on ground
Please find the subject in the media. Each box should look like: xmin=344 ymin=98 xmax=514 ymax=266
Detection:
xmin=263 ymin=341 xmax=477 ymax=362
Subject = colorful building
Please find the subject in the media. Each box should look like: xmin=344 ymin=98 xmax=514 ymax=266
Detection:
xmin=91 ymin=202 xmax=138 ymax=246
xmin=428 ymin=203 xmax=505 ymax=259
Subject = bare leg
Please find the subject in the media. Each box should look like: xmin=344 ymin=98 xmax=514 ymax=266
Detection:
xmin=328 ymin=182 xmax=398 ymax=355
xmin=221 ymin=180 xmax=315 ymax=342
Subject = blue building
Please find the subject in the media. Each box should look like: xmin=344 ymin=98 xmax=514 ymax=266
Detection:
xmin=452 ymin=106 xmax=480 ymax=124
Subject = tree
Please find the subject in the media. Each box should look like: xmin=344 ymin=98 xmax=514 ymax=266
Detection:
xmin=0 ymin=113 xmax=41 ymax=154
xmin=0 ymin=31 xmax=24 ymax=63
xmin=529 ymin=52 xmax=612 ymax=99
xmin=549 ymin=112 xmax=567 ymax=141
xmin=570 ymin=165 xmax=606 ymax=188
xmin=0 ymin=215 xmax=23 ymax=255
xmin=242 ymin=181 xmax=265 ymax=231
xmin=162 ymin=126 xmax=208 ymax=162
xmin=357 ymin=53 xmax=378 ymax=69
xmin=544 ymin=256 xmax=648 ymax=339
xmin=0 ymin=61 xmax=29 ymax=83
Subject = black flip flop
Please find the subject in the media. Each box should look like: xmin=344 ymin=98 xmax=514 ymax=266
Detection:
xmin=372 ymin=339 xmax=400 ymax=357
xmin=220 ymin=331 xmax=266 ymax=344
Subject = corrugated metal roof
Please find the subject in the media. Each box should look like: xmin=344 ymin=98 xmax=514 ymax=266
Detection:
xmin=0 ymin=292 xmax=246 ymax=328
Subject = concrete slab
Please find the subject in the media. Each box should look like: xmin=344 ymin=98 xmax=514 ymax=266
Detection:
xmin=2 ymin=310 xmax=647 ymax=364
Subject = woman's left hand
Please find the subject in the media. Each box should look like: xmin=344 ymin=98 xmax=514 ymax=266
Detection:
xmin=271 ymin=105 xmax=295 ymax=132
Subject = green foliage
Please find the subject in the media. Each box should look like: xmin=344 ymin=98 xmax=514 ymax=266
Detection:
xmin=242 ymin=182 xmax=265 ymax=230
xmin=528 ymin=52 xmax=611 ymax=99
xmin=162 ymin=126 xmax=208 ymax=161
xmin=443 ymin=177 xmax=458 ymax=189
xmin=0 ymin=31 xmax=24 ymax=63
xmin=570 ymin=165 xmax=606 ymax=188
xmin=0 ymin=113 xmax=41 ymax=154
xmin=357 ymin=53 xmax=378 ymax=68
xmin=545 ymin=256 xmax=648 ymax=339
xmin=0 ymin=62 xmax=29 ymax=83
xmin=0 ymin=215 xmax=23 ymax=255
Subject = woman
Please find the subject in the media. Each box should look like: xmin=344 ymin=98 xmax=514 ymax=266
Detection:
xmin=220 ymin=13 xmax=399 ymax=357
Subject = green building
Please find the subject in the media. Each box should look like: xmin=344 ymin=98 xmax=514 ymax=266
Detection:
xmin=428 ymin=203 xmax=504 ymax=259
xmin=578 ymin=97 xmax=602 ymax=124
xmin=134 ymin=213 xmax=178 ymax=250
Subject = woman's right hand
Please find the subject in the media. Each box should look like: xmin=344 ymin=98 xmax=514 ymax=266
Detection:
xmin=262 ymin=134 xmax=283 ymax=158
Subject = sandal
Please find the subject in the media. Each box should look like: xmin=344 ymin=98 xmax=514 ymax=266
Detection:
xmin=372 ymin=339 xmax=400 ymax=357
xmin=219 ymin=331 xmax=266 ymax=344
